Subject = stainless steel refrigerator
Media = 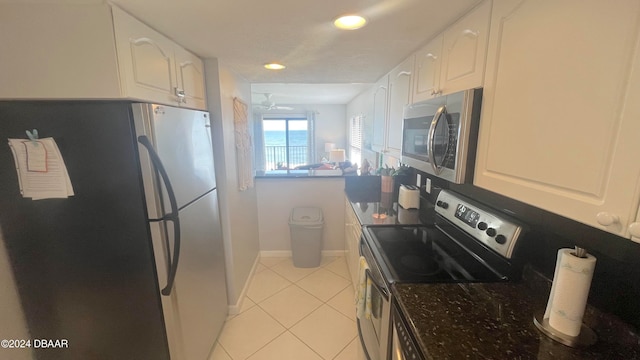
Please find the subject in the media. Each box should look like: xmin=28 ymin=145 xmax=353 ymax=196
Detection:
xmin=0 ymin=101 xmax=228 ymax=360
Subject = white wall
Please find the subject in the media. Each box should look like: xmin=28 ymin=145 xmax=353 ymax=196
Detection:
xmin=204 ymin=58 xmax=260 ymax=307
xmin=255 ymin=104 xmax=347 ymax=163
xmin=256 ymin=177 xmax=345 ymax=253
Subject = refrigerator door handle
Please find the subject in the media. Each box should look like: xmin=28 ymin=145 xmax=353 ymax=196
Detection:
xmin=138 ymin=135 xmax=181 ymax=296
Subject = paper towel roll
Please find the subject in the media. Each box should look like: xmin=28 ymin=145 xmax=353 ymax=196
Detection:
xmin=544 ymin=248 xmax=597 ymax=337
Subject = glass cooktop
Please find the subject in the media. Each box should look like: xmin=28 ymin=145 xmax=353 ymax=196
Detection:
xmin=363 ymin=225 xmax=506 ymax=284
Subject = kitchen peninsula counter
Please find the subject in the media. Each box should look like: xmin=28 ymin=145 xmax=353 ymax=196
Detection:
xmin=392 ymin=269 xmax=640 ymax=360
xmin=255 ymin=169 xmax=345 ymax=178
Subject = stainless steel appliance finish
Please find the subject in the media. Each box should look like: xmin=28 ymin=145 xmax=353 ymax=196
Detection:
xmin=0 ymin=101 xmax=227 ymax=359
xmin=134 ymin=103 xmax=227 ymax=360
xmin=391 ymin=303 xmax=423 ymax=360
xmin=357 ymin=190 xmax=525 ymax=360
xmin=401 ymin=88 xmax=482 ymax=183
xmin=358 ymin=237 xmax=392 ymax=360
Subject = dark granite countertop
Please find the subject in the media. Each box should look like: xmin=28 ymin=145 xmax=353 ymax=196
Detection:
xmin=349 ymin=198 xmax=423 ymax=226
xmin=392 ymin=272 xmax=640 ymax=360
xmin=255 ymin=169 xmax=345 ymax=178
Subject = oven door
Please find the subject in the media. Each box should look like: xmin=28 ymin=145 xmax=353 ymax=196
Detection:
xmin=358 ymin=238 xmax=391 ymax=360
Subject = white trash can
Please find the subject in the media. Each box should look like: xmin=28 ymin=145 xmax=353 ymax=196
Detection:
xmin=289 ymin=207 xmax=324 ymax=268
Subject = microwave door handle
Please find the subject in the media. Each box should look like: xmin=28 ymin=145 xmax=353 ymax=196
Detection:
xmin=427 ymin=105 xmax=446 ymax=175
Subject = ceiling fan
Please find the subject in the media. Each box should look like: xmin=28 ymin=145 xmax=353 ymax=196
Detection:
xmin=253 ymin=93 xmax=294 ymax=111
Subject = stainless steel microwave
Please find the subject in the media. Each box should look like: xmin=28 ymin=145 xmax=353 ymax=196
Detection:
xmin=401 ymin=88 xmax=482 ymax=184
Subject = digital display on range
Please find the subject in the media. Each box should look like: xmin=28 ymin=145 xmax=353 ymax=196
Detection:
xmin=455 ymin=204 xmax=480 ymax=228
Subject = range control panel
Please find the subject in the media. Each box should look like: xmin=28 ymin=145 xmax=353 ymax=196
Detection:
xmin=434 ymin=190 xmax=523 ymax=259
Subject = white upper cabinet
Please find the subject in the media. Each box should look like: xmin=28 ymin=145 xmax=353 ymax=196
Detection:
xmin=0 ymin=3 xmax=206 ymax=110
xmin=412 ymin=0 xmax=491 ymax=103
xmin=371 ymin=56 xmax=414 ymax=157
xmin=439 ymin=0 xmax=491 ymax=94
xmin=413 ymin=35 xmax=443 ymax=103
xmin=0 ymin=4 xmax=122 ymax=99
xmin=474 ymin=0 xmax=640 ymax=239
xmin=387 ymin=56 xmax=415 ymax=157
xmin=112 ymin=7 xmax=178 ymax=106
xmin=372 ymin=75 xmax=389 ymax=153
xmin=631 ymin=209 xmax=640 ymax=244
xmin=113 ymin=7 xmax=206 ymax=109
xmin=174 ymin=47 xmax=207 ymax=109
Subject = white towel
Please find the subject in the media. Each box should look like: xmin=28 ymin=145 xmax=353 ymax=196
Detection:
xmin=355 ymin=256 xmax=372 ymax=320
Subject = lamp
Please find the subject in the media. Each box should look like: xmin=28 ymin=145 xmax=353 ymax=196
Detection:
xmin=329 ymin=149 xmax=346 ymax=164
xmin=324 ymin=142 xmax=335 ymax=160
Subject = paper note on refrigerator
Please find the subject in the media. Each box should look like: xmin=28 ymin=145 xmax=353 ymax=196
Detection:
xmin=8 ymin=137 xmax=74 ymax=199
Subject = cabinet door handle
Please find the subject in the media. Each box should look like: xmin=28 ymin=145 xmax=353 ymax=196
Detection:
xmin=430 ymin=89 xmax=442 ymax=96
xmin=425 ymin=53 xmax=438 ymax=60
xmin=397 ymin=71 xmax=412 ymax=77
xmin=462 ymin=29 xmax=479 ymax=38
xmin=174 ymin=87 xmax=187 ymax=103
xmin=596 ymin=212 xmax=620 ymax=226
xmin=629 ymin=222 xmax=640 ymax=238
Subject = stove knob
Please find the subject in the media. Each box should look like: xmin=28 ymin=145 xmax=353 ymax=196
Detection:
xmin=436 ymin=200 xmax=449 ymax=209
xmin=477 ymin=222 xmax=488 ymax=231
xmin=495 ymin=234 xmax=507 ymax=244
xmin=486 ymin=228 xmax=497 ymax=237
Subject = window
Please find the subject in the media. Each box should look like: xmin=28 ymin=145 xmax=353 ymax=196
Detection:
xmin=262 ymin=117 xmax=310 ymax=170
xmin=349 ymin=114 xmax=363 ymax=167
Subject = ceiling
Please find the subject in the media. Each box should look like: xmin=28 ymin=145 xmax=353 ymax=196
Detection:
xmin=5 ymin=0 xmax=482 ymax=104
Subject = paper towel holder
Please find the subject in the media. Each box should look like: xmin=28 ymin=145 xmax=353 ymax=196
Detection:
xmin=533 ymin=246 xmax=597 ymax=347
xmin=533 ymin=311 xmax=597 ymax=347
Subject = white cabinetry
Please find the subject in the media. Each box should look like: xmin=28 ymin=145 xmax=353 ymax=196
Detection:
xmin=0 ymin=3 xmax=206 ymax=110
xmin=113 ymin=7 xmax=206 ymax=109
xmin=371 ymin=57 xmax=414 ymax=157
xmin=412 ymin=0 xmax=491 ymax=102
xmin=372 ymin=75 xmax=389 ymax=153
xmin=387 ymin=57 xmax=415 ymax=157
xmin=474 ymin=0 xmax=640 ymax=239
xmin=413 ymin=35 xmax=443 ymax=103
xmin=344 ymin=199 xmax=362 ymax=291
xmin=439 ymin=0 xmax=491 ymax=94
xmin=174 ymin=47 xmax=207 ymax=108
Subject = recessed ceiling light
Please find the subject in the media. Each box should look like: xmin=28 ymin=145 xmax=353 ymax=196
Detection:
xmin=334 ymin=15 xmax=367 ymax=30
xmin=264 ymin=63 xmax=286 ymax=70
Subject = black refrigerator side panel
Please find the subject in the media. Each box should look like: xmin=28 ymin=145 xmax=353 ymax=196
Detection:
xmin=0 ymin=101 xmax=170 ymax=360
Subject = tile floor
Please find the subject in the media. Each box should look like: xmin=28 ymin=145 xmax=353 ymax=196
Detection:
xmin=210 ymin=256 xmax=361 ymax=360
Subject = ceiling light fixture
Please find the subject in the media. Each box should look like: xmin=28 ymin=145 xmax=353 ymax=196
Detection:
xmin=264 ymin=63 xmax=286 ymax=70
xmin=334 ymin=15 xmax=367 ymax=30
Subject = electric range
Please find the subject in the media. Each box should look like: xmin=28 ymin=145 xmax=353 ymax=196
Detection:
xmin=357 ymin=190 xmax=526 ymax=360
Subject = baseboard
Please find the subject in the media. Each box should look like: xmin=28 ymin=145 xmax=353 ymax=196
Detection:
xmin=227 ymin=253 xmax=260 ymax=316
xmin=322 ymin=250 xmax=347 ymax=257
xmin=260 ymin=250 xmax=347 ymax=258
xmin=260 ymin=250 xmax=292 ymax=257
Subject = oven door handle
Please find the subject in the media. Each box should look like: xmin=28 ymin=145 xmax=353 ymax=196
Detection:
xmin=427 ymin=105 xmax=446 ymax=175
xmin=366 ymin=268 xmax=389 ymax=299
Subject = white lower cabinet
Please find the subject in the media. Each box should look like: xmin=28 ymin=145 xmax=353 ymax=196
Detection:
xmin=345 ymin=199 xmax=362 ymax=291
xmin=474 ymin=0 xmax=640 ymax=239
xmin=0 ymin=3 xmax=206 ymax=110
